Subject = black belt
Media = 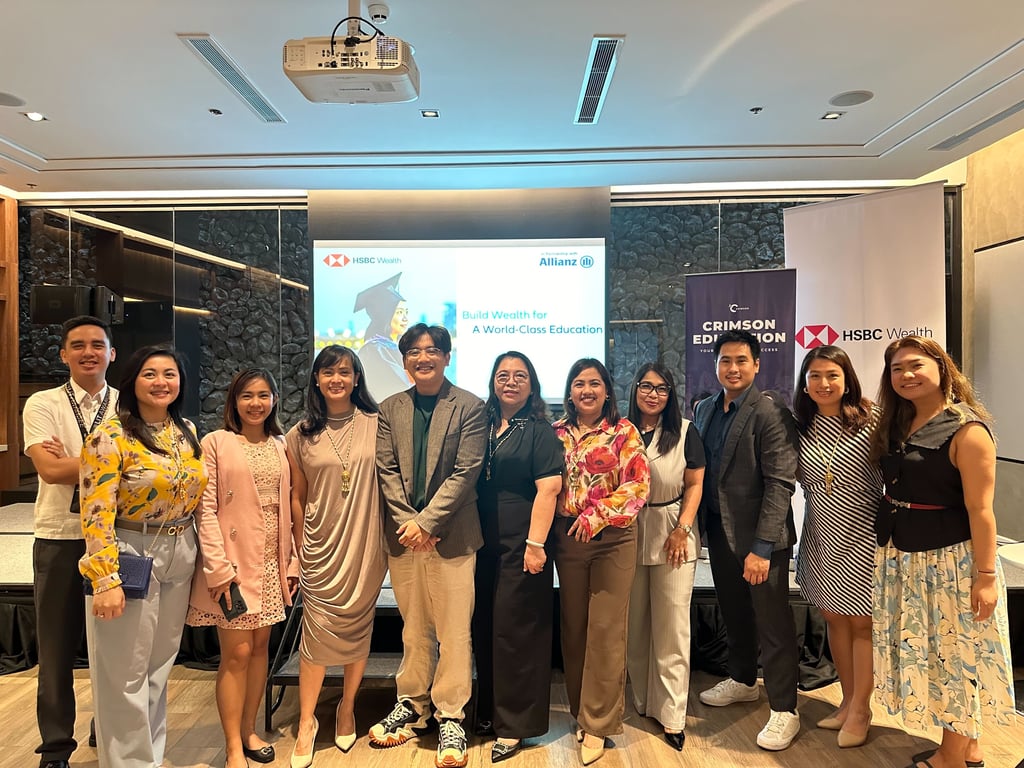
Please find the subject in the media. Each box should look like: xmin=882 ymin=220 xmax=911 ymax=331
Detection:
xmin=115 ymin=516 xmax=194 ymax=536
xmin=648 ymin=492 xmax=683 ymax=508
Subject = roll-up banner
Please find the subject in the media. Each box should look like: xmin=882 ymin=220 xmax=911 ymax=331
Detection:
xmin=684 ymin=268 xmax=797 ymax=411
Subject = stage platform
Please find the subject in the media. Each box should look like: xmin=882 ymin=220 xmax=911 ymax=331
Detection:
xmin=0 ymin=504 xmax=34 ymax=592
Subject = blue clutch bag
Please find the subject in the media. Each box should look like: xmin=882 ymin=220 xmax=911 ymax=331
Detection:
xmin=83 ymin=552 xmax=154 ymax=600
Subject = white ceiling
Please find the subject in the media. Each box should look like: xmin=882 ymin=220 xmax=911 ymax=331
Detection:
xmin=1 ymin=0 xmax=1023 ymax=196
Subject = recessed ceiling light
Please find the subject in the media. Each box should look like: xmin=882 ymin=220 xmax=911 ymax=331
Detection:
xmin=23 ymin=111 xmax=46 ymax=122
xmin=420 ymin=109 xmax=440 ymax=118
xmin=829 ymin=90 xmax=873 ymax=107
xmin=821 ymin=111 xmax=845 ymax=120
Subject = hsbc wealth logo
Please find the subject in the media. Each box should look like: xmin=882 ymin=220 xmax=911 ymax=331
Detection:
xmin=796 ymin=324 xmax=839 ymax=349
xmin=324 ymin=253 xmax=350 ymax=267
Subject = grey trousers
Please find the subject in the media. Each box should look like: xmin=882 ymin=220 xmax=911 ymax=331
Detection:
xmin=85 ymin=527 xmax=197 ymax=768
xmin=33 ymin=537 xmax=87 ymax=764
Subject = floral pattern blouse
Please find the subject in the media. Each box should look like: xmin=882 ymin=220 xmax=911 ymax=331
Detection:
xmin=553 ymin=417 xmax=650 ymax=537
xmin=79 ymin=416 xmax=208 ymax=593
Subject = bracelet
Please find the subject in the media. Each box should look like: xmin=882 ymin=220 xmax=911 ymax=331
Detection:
xmin=674 ymin=522 xmax=692 ymax=534
xmin=525 ymin=538 xmax=545 ymax=549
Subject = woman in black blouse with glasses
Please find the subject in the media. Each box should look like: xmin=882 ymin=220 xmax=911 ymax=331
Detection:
xmin=472 ymin=351 xmax=563 ymax=763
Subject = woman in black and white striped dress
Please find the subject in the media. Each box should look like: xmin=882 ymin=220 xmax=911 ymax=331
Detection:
xmin=793 ymin=345 xmax=882 ymax=750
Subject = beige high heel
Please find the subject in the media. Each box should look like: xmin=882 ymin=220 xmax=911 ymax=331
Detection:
xmin=580 ymin=733 xmax=605 ymax=765
xmin=335 ymin=700 xmax=356 ymax=753
xmin=291 ymin=717 xmax=318 ymax=768
xmin=816 ymin=714 xmax=844 ymax=730
xmin=837 ymin=716 xmax=871 ymax=748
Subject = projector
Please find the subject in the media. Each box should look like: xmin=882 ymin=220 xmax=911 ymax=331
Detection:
xmin=283 ymin=35 xmax=420 ymax=104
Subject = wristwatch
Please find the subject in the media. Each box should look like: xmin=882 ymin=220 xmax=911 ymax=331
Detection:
xmin=675 ymin=522 xmax=692 ymax=534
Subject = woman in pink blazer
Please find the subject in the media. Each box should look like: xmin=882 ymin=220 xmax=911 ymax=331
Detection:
xmin=187 ymin=369 xmax=299 ymax=768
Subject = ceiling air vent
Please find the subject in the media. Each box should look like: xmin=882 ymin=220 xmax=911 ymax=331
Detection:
xmin=178 ymin=34 xmax=286 ymax=124
xmin=930 ymin=98 xmax=1024 ymax=151
xmin=574 ymin=36 xmax=624 ymax=125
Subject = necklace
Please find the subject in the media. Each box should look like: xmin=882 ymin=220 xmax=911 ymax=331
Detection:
xmin=486 ymin=418 xmax=525 ymax=481
xmin=324 ymin=416 xmax=357 ymax=494
xmin=326 ymin=411 xmax=355 ymax=423
xmin=811 ymin=414 xmax=843 ymax=495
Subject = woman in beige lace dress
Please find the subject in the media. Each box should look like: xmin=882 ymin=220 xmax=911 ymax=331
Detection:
xmin=286 ymin=345 xmax=388 ymax=767
xmin=187 ymin=369 xmax=298 ymax=768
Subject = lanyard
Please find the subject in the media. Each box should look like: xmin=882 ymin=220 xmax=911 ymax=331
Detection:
xmin=63 ymin=381 xmax=111 ymax=441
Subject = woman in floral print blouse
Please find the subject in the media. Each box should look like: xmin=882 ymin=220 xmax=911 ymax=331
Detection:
xmin=551 ymin=358 xmax=649 ymax=766
xmin=79 ymin=344 xmax=207 ymax=768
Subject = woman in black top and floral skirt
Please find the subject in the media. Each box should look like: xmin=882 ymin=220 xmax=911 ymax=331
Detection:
xmin=871 ymin=336 xmax=1013 ymax=768
xmin=472 ymin=351 xmax=563 ymax=763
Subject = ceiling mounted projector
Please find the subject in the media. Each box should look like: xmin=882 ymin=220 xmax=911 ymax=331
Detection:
xmin=283 ymin=34 xmax=419 ymax=104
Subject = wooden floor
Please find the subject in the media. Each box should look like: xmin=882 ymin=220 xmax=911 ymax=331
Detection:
xmin=0 ymin=667 xmax=1021 ymax=768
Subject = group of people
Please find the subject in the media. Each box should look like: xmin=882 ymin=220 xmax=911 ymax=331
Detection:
xmin=22 ymin=315 xmax=1014 ymax=768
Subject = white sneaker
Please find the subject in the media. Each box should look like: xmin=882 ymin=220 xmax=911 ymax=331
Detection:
xmin=698 ymin=678 xmax=760 ymax=707
xmin=756 ymin=709 xmax=800 ymax=751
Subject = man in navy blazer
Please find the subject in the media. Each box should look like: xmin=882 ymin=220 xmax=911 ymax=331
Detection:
xmin=693 ymin=330 xmax=801 ymax=751
xmin=371 ymin=323 xmax=486 ymax=768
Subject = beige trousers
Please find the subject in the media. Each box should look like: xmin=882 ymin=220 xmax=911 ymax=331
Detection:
xmin=553 ymin=522 xmax=637 ymax=737
xmin=388 ymin=549 xmax=476 ymax=721
xmin=626 ymin=558 xmax=697 ymax=730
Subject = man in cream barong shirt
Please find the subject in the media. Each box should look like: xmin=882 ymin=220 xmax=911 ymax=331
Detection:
xmin=23 ymin=315 xmax=117 ymax=768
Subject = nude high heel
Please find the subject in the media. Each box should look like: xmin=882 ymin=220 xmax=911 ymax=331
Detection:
xmin=291 ymin=717 xmax=318 ymax=768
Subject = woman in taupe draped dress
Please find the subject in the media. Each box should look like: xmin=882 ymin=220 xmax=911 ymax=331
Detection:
xmin=286 ymin=345 xmax=388 ymax=766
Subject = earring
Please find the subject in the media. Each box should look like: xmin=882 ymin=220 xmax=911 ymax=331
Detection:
xmin=844 ymin=388 xmax=850 ymax=394
xmin=802 ymin=387 xmax=809 ymax=393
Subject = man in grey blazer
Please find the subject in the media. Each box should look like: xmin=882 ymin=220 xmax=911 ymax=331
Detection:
xmin=693 ymin=330 xmax=801 ymax=751
xmin=370 ymin=323 xmax=486 ymax=768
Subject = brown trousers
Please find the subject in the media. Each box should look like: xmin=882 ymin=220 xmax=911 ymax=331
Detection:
xmin=553 ymin=520 xmax=637 ymax=737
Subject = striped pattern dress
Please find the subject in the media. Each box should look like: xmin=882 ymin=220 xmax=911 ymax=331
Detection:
xmin=795 ymin=409 xmax=882 ymax=616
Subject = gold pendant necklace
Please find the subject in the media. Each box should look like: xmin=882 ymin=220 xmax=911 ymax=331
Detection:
xmin=324 ymin=416 xmax=357 ymax=494
xmin=812 ymin=415 xmax=843 ymax=495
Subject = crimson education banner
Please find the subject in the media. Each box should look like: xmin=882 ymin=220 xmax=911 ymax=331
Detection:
xmin=684 ymin=269 xmax=796 ymax=410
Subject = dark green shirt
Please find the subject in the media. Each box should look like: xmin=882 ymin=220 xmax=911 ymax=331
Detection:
xmin=411 ymin=392 xmax=439 ymax=511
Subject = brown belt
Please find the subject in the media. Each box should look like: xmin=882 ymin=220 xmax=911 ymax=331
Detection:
xmin=883 ymin=494 xmax=946 ymax=511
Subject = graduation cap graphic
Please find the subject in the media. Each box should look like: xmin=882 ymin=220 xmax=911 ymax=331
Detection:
xmin=354 ymin=273 xmax=405 ymax=337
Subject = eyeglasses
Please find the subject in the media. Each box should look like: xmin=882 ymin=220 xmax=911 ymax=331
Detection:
xmin=495 ymin=371 xmax=530 ymax=385
xmin=404 ymin=346 xmax=443 ymax=360
xmin=637 ymin=382 xmax=671 ymax=396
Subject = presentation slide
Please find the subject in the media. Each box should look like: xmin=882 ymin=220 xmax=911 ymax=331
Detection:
xmin=312 ymin=238 xmax=606 ymax=402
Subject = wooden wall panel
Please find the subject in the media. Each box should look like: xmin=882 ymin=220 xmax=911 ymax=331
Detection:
xmin=0 ymin=195 xmax=18 ymax=489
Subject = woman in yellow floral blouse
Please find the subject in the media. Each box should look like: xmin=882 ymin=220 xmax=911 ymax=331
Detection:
xmin=552 ymin=358 xmax=649 ymax=766
xmin=79 ymin=344 xmax=207 ymax=768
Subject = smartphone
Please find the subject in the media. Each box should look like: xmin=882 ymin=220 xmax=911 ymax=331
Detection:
xmin=218 ymin=583 xmax=247 ymax=621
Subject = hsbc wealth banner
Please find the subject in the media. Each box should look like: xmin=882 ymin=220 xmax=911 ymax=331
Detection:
xmin=784 ymin=183 xmax=946 ymax=393
xmin=684 ymin=269 xmax=796 ymax=409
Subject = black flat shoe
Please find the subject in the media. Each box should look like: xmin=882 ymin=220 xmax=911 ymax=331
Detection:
xmin=491 ymin=740 xmax=522 ymax=763
xmin=663 ymin=731 xmax=685 ymax=751
xmin=912 ymin=748 xmax=983 ymax=767
xmin=242 ymin=745 xmax=275 ymax=764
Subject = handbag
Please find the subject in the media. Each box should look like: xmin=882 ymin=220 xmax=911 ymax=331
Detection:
xmin=84 ymin=551 xmax=154 ymax=599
